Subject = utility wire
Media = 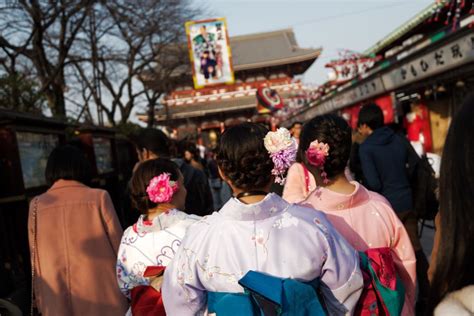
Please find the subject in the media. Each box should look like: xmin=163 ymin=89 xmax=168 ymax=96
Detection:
xmin=291 ymin=2 xmax=424 ymax=27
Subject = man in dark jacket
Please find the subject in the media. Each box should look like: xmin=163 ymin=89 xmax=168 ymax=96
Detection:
xmin=131 ymin=129 xmax=214 ymax=217
xmin=358 ymin=103 xmax=429 ymax=312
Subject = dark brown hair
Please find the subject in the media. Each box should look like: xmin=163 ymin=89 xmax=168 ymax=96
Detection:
xmin=427 ymin=95 xmax=474 ymax=314
xmin=45 ymin=145 xmax=92 ymax=186
xmin=216 ymin=123 xmax=273 ymax=191
xmin=130 ymin=128 xmax=170 ymax=158
xmin=129 ymin=158 xmax=180 ymax=214
xmin=297 ymin=114 xmax=352 ymax=179
xmin=358 ymin=103 xmax=384 ymax=130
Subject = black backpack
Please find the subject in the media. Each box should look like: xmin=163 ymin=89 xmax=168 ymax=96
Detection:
xmin=405 ymin=142 xmax=439 ymax=221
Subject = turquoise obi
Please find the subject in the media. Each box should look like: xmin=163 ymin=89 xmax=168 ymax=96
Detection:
xmin=207 ymin=270 xmax=326 ymax=315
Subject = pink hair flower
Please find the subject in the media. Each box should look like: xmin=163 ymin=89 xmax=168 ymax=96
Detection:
xmin=146 ymin=173 xmax=179 ymax=204
xmin=306 ymin=140 xmax=330 ymax=185
xmin=306 ymin=140 xmax=330 ymax=168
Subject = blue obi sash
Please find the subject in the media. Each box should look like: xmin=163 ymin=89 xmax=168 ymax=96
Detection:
xmin=207 ymin=270 xmax=326 ymax=315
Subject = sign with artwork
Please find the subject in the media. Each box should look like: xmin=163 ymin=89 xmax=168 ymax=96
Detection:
xmin=185 ymin=18 xmax=234 ymax=89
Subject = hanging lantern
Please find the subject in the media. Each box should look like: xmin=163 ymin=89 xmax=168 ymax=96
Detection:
xmin=256 ymin=87 xmax=284 ymax=114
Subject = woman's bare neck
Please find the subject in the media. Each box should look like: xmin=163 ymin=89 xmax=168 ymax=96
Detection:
xmin=322 ymin=174 xmax=356 ymax=195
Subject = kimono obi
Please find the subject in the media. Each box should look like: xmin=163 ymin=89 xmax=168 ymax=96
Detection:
xmin=356 ymin=248 xmax=405 ymax=316
xmin=207 ymin=270 xmax=325 ymax=315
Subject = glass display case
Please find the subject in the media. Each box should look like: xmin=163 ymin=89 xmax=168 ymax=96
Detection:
xmin=16 ymin=132 xmax=59 ymax=188
xmin=92 ymin=136 xmax=114 ymax=174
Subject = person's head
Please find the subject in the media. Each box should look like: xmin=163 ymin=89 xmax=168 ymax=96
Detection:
xmin=45 ymin=145 xmax=92 ymax=187
xmin=180 ymin=141 xmax=199 ymax=163
xmin=428 ymin=95 xmax=474 ymax=313
xmin=290 ymin=121 xmax=303 ymax=139
xmin=200 ymin=25 xmax=207 ymax=35
xmin=410 ymin=101 xmax=423 ymax=115
xmin=216 ymin=123 xmax=273 ymax=193
xmin=357 ymin=103 xmax=384 ymax=136
xmin=130 ymin=158 xmax=187 ymax=213
xmin=131 ymin=128 xmax=170 ymax=162
xmin=298 ymin=114 xmax=352 ymax=182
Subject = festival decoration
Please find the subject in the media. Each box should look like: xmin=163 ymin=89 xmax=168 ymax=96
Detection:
xmin=429 ymin=0 xmax=474 ymax=29
xmin=325 ymin=49 xmax=381 ymax=84
xmin=256 ymin=87 xmax=284 ymax=114
xmin=273 ymin=86 xmax=321 ymax=120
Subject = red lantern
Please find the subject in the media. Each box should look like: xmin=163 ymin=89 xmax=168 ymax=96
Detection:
xmin=256 ymin=87 xmax=284 ymax=114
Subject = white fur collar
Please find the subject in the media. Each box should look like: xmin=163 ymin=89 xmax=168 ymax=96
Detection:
xmin=435 ymin=285 xmax=474 ymax=316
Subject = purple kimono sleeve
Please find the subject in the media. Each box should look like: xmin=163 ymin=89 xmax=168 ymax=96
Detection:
xmin=316 ymin=214 xmax=364 ymax=315
xmin=162 ymin=237 xmax=206 ymax=315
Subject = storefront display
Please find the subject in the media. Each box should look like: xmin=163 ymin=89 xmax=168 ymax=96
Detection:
xmin=93 ymin=136 xmax=114 ymax=174
xmin=16 ymin=132 xmax=59 ymax=188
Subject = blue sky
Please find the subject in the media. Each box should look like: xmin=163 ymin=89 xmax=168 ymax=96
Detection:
xmin=202 ymin=0 xmax=433 ymax=84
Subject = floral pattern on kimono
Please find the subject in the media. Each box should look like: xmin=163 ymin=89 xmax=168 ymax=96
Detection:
xmin=116 ymin=209 xmax=199 ymax=299
xmin=162 ymin=193 xmax=364 ymax=316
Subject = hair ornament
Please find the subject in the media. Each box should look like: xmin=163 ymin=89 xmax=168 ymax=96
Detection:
xmin=306 ymin=140 xmax=330 ymax=184
xmin=263 ymin=128 xmax=297 ymax=184
xmin=146 ymin=173 xmax=179 ymax=203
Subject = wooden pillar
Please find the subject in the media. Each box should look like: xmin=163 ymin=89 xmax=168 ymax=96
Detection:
xmin=220 ymin=122 xmax=225 ymax=133
xmin=271 ymin=117 xmax=277 ymax=131
xmin=197 ymin=127 xmax=203 ymax=145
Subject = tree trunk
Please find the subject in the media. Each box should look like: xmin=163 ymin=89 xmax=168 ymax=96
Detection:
xmin=44 ymin=84 xmax=66 ymax=118
xmin=147 ymin=101 xmax=155 ymax=128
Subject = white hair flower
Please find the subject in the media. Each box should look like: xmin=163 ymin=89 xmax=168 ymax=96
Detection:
xmin=263 ymin=127 xmax=297 ymax=184
xmin=263 ymin=128 xmax=293 ymax=154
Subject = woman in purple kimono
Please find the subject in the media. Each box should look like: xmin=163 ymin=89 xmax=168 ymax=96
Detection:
xmin=162 ymin=123 xmax=363 ymax=315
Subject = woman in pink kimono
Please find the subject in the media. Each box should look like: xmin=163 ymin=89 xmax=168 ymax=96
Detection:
xmin=282 ymin=160 xmax=317 ymax=203
xmin=162 ymin=123 xmax=363 ymax=315
xmin=295 ymin=114 xmax=416 ymax=315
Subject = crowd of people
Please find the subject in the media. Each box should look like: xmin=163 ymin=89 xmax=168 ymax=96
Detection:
xmin=26 ymin=96 xmax=474 ymax=315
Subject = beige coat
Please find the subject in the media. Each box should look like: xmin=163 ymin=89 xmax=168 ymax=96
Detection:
xmin=28 ymin=180 xmax=128 ymax=315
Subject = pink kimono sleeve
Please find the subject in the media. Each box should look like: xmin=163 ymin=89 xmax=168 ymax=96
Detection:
xmin=388 ymin=208 xmax=417 ymax=316
xmin=283 ymin=163 xmax=308 ymax=203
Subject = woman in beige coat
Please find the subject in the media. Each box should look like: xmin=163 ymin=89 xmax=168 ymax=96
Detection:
xmin=28 ymin=145 xmax=128 ymax=315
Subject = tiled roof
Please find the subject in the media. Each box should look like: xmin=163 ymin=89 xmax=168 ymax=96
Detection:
xmin=364 ymin=2 xmax=442 ymax=55
xmin=230 ymin=28 xmax=322 ymax=70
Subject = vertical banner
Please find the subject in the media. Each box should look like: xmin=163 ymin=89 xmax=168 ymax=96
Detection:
xmin=185 ymin=18 xmax=235 ymax=89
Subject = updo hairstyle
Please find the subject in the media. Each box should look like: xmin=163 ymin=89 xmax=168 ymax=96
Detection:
xmin=298 ymin=114 xmax=352 ymax=179
xmin=130 ymin=158 xmax=180 ymax=214
xmin=217 ymin=123 xmax=273 ymax=191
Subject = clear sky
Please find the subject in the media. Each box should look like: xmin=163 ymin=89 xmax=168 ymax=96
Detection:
xmin=202 ymin=0 xmax=433 ymax=85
